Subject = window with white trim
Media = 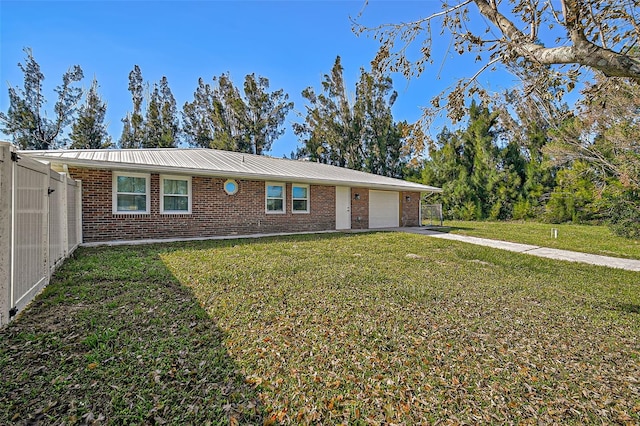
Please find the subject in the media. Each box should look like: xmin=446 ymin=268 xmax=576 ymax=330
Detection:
xmin=292 ymin=184 xmax=310 ymax=213
xmin=161 ymin=175 xmax=191 ymax=214
xmin=266 ymin=182 xmax=285 ymax=213
xmin=113 ymin=172 xmax=150 ymax=214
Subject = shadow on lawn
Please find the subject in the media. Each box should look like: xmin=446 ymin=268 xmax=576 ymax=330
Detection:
xmin=420 ymin=225 xmax=475 ymax=233
xmin=618 ymin=303 xmax=640 ymax=314
xmin=0 ymin=244 xmax=265 ymax=425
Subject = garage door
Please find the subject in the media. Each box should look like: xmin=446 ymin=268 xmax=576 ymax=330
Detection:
xmin=369 ymin=190 xmax=399 ymax=228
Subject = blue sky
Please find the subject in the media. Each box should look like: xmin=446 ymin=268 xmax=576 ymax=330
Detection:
xmin=1 ymin=0 xmax=518 ymax=157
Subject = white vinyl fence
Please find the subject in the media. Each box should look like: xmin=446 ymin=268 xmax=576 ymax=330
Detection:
xmin=0 ymin=142 xmax=82 ymax=326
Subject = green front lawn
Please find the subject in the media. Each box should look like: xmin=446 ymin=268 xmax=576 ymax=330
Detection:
xmin=1 ymin=232 xmax=639 ymax=424
xmin=442 ymin=220 xmax=640 ymax=260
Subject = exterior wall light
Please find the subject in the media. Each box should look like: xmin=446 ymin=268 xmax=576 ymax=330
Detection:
xmin=354 ymin=193 xmax=360 ymax=200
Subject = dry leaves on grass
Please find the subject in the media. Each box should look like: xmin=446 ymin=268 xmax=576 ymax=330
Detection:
xmin=162 ymin=233 xmax=640 ymax=425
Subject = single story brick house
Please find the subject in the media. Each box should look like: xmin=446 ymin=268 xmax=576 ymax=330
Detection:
xmin=22 ymin=148 xmax=441 ymax=244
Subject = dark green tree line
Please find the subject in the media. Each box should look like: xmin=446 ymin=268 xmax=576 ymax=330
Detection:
xmin=419 ymin=76 xmax=639 ymax=238
xmin=422 ymin=101 xmax=515 ymax=220
xmin=2 ymin=53 xmax=293 ymax=154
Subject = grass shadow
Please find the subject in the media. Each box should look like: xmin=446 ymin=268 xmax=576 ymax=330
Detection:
xmin=617 ymin=303 xmax=640 ymax=314
xmin=0 ymin=244 xmax=265 ymax=424
xmin=419 ymin=225 xmax=475 ymax=233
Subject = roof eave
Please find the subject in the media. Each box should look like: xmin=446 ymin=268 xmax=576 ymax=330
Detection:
xmin=25 ymin=155 xmax=442 ymax=193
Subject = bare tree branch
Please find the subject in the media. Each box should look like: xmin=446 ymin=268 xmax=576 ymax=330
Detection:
xmin=472 ymin=0 xmax=640 ymax=79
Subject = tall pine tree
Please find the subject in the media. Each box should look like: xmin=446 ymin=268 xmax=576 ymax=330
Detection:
xmin=294 ymin=56 xmax=408 ymax=177
xmin=159 ymin=76 xmax=179 ymax=147
xmin=119 ymin=67 xmax=179 ymax=148
xmin=119 ymin=65 xmax=145 ymax=148
xmin=0 ymin=47 xmax=83 ymax=150
xmin=144 ymin=83 xmax=163 ymax=148
xmin=355 ymin=68 xmax=406 ymax=177
xmin=182 ymin=73 xmax=291 ymax=154
xmin=240 ymin=74 xmax=293 ymax=155
xmin=293 ymin=56 xmax=356 ymax=167
xmin=69 ymin=77 xmax=112 ymax=149
xmin=143 ymin=76 xmax=179 ymax=148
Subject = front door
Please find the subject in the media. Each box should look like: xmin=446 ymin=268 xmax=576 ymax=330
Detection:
xmin=335 ymin=186 xmax=351 ymax=230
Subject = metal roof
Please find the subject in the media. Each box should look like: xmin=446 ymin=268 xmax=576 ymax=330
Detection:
xmin=20 ymin=148 xmax=442 ymax=193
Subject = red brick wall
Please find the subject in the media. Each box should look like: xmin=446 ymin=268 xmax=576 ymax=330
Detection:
xmin=350 ymin=189 xmax=421 ymax=228
xmin=70 ymin=168 xmax=336 ymax=243
xmin=401 ymin=191 xmax=421 ymax=226
xmin=351 ymin=188 xmax=369 ymax=229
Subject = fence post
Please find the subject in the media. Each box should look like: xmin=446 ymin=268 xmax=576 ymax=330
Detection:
xmin=42 ymin=163 xmax=50 ymax=289
xmin=61 ymin=173 xmax=69 ymax=259
xmin=0 ymin=143 xmax=14 ymax=326
xmin=76 ymin=180 xmax=83 ymax=245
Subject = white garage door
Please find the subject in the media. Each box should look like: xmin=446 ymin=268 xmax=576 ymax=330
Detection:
xmin=369 ymin=190 xmax=399 ymax=228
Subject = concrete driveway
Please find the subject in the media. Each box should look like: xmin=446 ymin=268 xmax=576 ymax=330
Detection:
xmin=400 ymin=228 xmax=640 ymax=272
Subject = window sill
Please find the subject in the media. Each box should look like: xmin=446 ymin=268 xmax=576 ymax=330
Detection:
xmin=112 ymin=211 xmax=150 ymax=215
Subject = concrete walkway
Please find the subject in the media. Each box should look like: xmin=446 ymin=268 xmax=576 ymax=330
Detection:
xmin=401 ymin=228 xmax=640 ymax=272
